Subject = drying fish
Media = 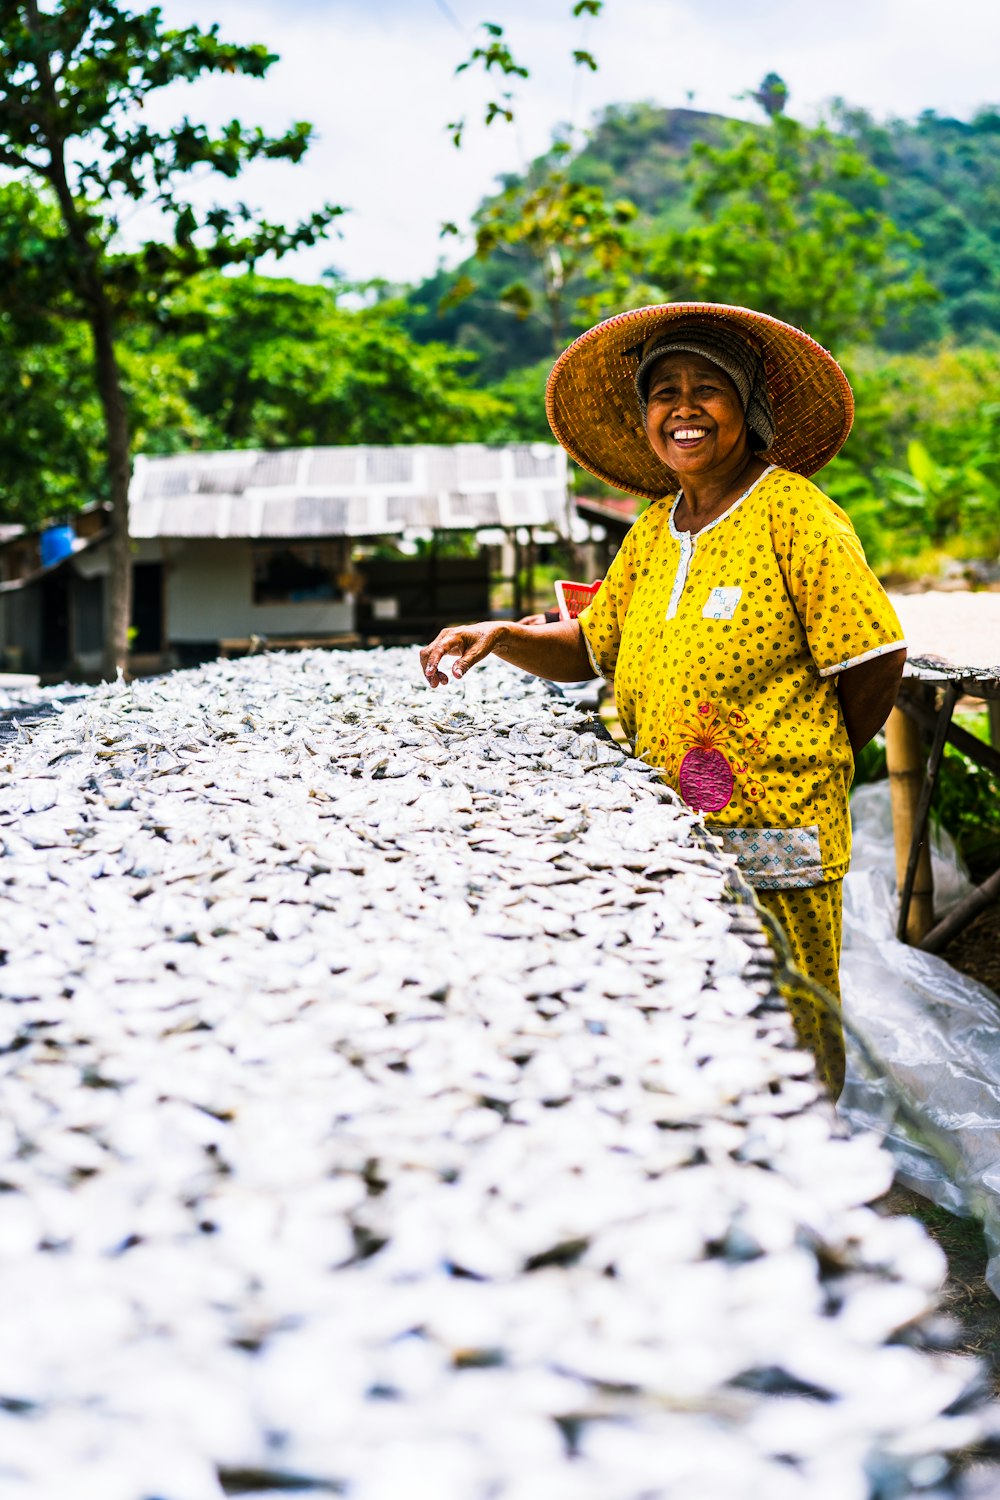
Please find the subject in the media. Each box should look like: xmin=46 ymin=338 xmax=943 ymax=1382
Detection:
xmin=0 ymin=647 xmax=994 ymax=1499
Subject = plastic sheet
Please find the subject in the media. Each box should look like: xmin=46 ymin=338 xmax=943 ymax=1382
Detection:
xmin=839 ymin=781 xmax=1000 ymax=1297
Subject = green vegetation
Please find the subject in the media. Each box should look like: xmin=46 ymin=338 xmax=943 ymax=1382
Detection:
xmin=144 ymin=274 xmax=506 ymax=451
xmin=645 ymin=112 xmax=931 ymax=349
xmin=933 ymin=712 xmax=1000 ymax=884
xmin=821 ymin=346 xmax=1000 ymax=570
xmin=1 ymin=45 xmax=999 ymax=604
xmin=855 ymin=712 xmax=1000 ymax=883
xmin=408 ymin=97 xmax=1000 ymax=373
xmin=0 ymin=0 xmax=339 ymax=673
xmin=401 ymin=89 xmax=1000 ymax=573
xmin=459 ymin=144 xmax=638 ymax=353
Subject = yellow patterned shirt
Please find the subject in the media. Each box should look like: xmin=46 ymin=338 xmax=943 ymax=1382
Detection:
xmin=578 ymin=466 xmax=906 ymax=888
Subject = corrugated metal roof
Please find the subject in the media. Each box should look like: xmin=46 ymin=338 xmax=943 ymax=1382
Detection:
xmin=0 ymin=529 xmax=111 ymax=593
xmin=130 ymin=444 xmax=569 ymax=539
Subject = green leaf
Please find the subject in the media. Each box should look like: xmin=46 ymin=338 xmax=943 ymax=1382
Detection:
xmin=907 ymin=438 xmax=937 ymax=489
xmin=438 ymin=274 xmax=478 ymax=312
xmin=485 ymin=98 xmax=515 ymax=128
xmin=498 ymin=280 xmax=534 ymax=318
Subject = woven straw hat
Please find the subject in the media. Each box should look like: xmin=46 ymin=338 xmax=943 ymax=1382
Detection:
xmin=545 ymin=302 xmax=854 ymax=499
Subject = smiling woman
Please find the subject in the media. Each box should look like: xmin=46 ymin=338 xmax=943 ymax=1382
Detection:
xmin=420 ymin=302 xmax=907 ymax=1095
xmin=645 ymin=354 xmax=750 ymax=479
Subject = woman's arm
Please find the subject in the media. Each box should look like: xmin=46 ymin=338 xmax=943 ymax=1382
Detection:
xmin=837 ymin=647 xmax=907 ymax=755
xmin=420 ymin=618 xmax=595 ymax=689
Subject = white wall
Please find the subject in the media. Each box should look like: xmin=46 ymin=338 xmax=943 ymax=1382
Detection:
xmin=165 ymin=540 xmax=354 ymax=642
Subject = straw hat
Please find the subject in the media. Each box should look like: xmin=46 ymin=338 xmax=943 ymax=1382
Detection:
xmin=545 ymin=302 xmax=854 ymax=499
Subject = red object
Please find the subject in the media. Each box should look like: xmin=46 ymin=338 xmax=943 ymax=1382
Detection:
xmin=554 ymin=578 xmax=603 ymax=621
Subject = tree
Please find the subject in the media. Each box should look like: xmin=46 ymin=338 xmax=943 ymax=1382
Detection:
xmin=438 ymin=5 xmax=625 ymax=356
xmin=446 ymin=5 xmax=602 ymax=149
xmin=0 ymin=1 xmax=338 ymax=677
xmin=821 ymin=346 xmax=1000 ymax=564
xmin=0 ymin=180 xmax=212 ymax=522
xmin=148 ymin=273 xmax=508 ymax=449
xmin=0 ymin=182 xmax=105 ymax=523
xmin=751 ymin=72 xmax=789 ymax=119
xmin=477 ymin=357 xmax=554 ymax=444
xmin=456 ymin=144 xmax=638 ymax=353
xmin=643 ymin=112 xmax=934 ymax=351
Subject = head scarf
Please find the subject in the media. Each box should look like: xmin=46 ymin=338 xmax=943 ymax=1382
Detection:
xmin=634 ymin=322 xmax=776 ymax=452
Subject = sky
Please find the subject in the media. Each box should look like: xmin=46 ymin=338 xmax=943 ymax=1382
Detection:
xmin=144 ymin=0 xmax=1000 ymax=288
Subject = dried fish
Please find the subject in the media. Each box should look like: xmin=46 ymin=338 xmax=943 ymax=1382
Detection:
xmin=0 ymin=647 xmax=993 ymax=1498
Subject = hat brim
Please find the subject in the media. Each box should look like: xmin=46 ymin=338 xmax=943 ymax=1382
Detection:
xmin=545 ymin=302 xmax=854 ymax=499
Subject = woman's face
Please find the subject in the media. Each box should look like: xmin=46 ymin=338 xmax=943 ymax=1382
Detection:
xmin=643 ymin=351 xmax=751 ymax=479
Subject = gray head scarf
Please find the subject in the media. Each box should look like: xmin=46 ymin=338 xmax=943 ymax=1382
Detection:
xmin=634 ymin=322 xmax=776 ymax=452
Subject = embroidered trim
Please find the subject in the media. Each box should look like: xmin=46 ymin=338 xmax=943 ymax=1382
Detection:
xmin=817 ymin=639 xmax=908 ymax=678
xmin=708 ymin=823 xmax=824 ymax=889
xmin=665 ymin=533 xmax=692 ymax=621
xmin=665 ymin=466 xmax=775 ymax=623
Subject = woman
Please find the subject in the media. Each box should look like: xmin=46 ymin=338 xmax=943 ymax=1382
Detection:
xmin=420 ymin=303 xmax=907 ymax=1094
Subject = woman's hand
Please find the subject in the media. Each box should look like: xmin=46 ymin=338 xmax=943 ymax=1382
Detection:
xmin=420 ymin=623 xmax=508 ymax=688
xmin=419 ymin=618 xmax=596 ymax=689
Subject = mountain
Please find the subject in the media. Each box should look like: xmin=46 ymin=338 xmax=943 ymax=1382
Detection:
xmin=403 ymin=101 xmax=1000 ymax=381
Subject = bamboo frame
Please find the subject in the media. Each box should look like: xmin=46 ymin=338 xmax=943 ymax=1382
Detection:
xmin=884 ymin=693 xmax=936 ymax=944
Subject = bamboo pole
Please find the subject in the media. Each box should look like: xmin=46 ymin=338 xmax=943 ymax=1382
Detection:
xmin=884 ymin=702 xmax=935 ymax=943
xmin=920 ymin=864 xmax=1000 ymax=954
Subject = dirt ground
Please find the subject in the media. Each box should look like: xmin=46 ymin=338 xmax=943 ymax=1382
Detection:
xmin=942 ymin=900 xmax=1000 ymax=998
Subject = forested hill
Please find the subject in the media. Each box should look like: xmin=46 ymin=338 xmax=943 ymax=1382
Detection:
xmin=858 ymin=104 xmax=1000 ymax=335
xmin=403 ymin=101 xmax=1000 ymax=382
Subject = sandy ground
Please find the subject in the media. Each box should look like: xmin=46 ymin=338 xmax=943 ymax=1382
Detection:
xmin=889 ymin=591 xmax=1000 ymax=672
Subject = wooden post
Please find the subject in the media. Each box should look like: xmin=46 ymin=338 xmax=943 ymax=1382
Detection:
xmin=988 ymin=699 xmax=1000 ymax=753
xmin=884 ymin=702 xmax=935 ymax=943
xmin=428 ymin=531 xmax=439 ymax=628
xmin=524 ymin=529 xmax=535 ymax=617
xmin=512 ymin=533 xmax=522 ymax=621
xmin=920 ymin=864 xmax=1000 ymax=954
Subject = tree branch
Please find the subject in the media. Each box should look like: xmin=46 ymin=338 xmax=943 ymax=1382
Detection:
xmin=0 ymin=143 xmax=49 ymax=175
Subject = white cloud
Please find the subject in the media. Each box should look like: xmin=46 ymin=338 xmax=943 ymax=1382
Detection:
xmin=138 ymin=0 xmax=1000 ymax=285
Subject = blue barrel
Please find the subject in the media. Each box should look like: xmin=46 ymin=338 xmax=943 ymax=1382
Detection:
xmin=40 ymin=524 xmax=75 ymax=568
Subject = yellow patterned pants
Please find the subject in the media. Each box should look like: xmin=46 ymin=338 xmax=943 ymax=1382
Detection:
xmin=757 ymin=881 xmax=844 ymax=1097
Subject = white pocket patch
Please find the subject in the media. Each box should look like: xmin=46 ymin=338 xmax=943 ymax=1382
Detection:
xmin=702 ymin=586 xmax=742 ymax=621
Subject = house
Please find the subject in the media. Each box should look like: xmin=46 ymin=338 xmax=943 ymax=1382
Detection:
xmin=0 ymin=442 xmax=570 ymax=678
xmin=0 ymin=507 xmax=113 ymax=678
